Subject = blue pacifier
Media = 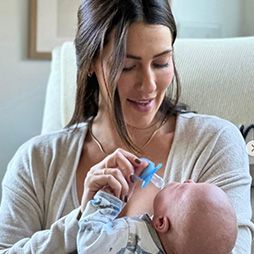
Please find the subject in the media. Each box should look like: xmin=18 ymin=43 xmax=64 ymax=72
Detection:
xmin=137 ymin=158 xmax=164 ymax=189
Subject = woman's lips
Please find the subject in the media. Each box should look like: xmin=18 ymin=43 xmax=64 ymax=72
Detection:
xmin=127 ymin=98 xmax=155 ymax=112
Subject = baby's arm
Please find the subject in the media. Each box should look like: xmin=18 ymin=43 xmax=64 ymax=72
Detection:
xmin=77 ymin=159 xmax=161 ymax=254
xmin=77 ymin=171 xmax=128 ymax=253
xmin=80 ymin=167 xmax=131 ymax=212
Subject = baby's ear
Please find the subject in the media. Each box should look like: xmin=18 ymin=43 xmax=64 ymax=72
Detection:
xmin=153 ymin=216 xmax=170 ymax=233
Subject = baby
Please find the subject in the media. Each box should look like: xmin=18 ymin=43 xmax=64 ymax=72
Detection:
xmin=77 ymin=175 xmax=237 ymax=254
xmin=152 ymin=180 xmax=237 ymax=254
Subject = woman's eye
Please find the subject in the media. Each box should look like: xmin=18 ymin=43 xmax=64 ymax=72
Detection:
xmin=153 ymin=63 xmax=169 ymax=68
xmin=122 ymin=65 xmax=135 ymax=72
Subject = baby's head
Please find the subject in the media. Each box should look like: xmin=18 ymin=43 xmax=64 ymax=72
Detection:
xmin=152 ymin=181 xmax=237 ymax=254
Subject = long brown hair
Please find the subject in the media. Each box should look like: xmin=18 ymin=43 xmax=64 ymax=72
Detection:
xmin=68 ymin=0 xmax=181 ymax=153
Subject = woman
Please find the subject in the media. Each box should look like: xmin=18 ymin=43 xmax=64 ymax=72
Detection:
xmin=0 ymin=0 xmax=252 ymax=253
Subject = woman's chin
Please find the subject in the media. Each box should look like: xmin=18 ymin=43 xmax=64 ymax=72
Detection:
xmin=125 ymin=116 xmax=158 ymax=129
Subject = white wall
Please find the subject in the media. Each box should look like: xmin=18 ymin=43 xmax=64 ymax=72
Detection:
xmin=243 ymin=0 xmax=254 ymax=36
xmin=172 ymin=0 xmax=249 ymax=38
xmin=0 ymin=0 xmax=50 ymax=196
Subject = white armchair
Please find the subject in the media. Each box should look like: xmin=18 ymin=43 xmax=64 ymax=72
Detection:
xmin=42 ymin=37 xmax=254 ymax=164
xmin=42 ymin=37 xmax=254 ymax=252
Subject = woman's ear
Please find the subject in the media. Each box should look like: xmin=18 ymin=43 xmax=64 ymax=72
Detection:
xmin=153 ymin=215 xmax=170 ymax=233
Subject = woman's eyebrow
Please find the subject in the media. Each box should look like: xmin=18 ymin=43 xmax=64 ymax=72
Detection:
xmin=126 ymin=49 xmax=172 ymax=60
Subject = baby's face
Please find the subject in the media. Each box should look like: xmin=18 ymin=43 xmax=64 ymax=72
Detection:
xmin=153 ymin=180 xmax=208 ymax=216
xmin=153 ymin=181 xmax=233 ymax=223
xmin=156 ymin=180 xmax=196 ymax=204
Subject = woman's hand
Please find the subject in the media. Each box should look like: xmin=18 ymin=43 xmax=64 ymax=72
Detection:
xmin=80 ymin=148 xmax=148 ymax=212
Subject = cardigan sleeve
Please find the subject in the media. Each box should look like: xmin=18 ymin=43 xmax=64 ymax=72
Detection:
xmin=77 ymin=191 xmax=127 ymax=254
xmin=197 ymin=122 xmax=254 ymax=254
xmin=0 ymin=140 xmax=79 ymax=254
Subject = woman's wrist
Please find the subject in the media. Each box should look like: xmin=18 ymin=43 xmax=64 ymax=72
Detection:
xmin=81 ymin=189 xmax=92 ymax=213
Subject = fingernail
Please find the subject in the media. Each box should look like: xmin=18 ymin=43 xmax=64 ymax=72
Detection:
xmin=135 ymin=158 xmax=141 ymax=164
xmin=130 ymin=174 xmax=139 ymax=183
xmin=130 ymin=174 xmax=135 ymax=183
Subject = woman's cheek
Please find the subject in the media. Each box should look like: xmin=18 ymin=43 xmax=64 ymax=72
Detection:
xmin=159 ymin=67 xmax=174 ymax=89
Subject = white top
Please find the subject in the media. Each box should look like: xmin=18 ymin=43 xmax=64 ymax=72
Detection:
xmin=0 ymin=113 xmax=253 ymax=254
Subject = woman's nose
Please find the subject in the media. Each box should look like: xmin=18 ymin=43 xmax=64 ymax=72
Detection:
xmin=139 ymin=68 xmax=156 ymax=93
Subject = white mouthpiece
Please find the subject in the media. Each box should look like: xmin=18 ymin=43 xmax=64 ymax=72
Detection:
xmin=151 ymin=173 xmax=165 ymax=189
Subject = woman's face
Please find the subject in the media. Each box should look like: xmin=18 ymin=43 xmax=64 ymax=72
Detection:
xmin=94 ymin=22 xmax=174 ymax=128
xmin=118 ymin=22 xmax=174 ymax=128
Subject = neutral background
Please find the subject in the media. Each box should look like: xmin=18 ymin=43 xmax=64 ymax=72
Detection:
xmin=173 ymin=0 xmax=254 ymax=38
xmin=0 ymin=0 xmax=50 ymax=190
xmin=0 ymin=0 xmax=254 ymax=198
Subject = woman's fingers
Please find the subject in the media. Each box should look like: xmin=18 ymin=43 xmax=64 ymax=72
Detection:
xmin=96 ymin=174 xmax=123 ymax=198
xmin=95 ymin=148 xmax=148 ymax=182
xmin=81 ymin=173 xmax=122 ymax=212
xmin=107 ymin=150 xmax=135 ymax=179
xmin=99 ymin=168 xmax=129 ymax=198
xmin=112 ymin=148 xmax=148 ymax=169
xmin=86 ymin=167 xmax=129 ymax=199
xmin=83 ymin=148 xmax=150 ymax=209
